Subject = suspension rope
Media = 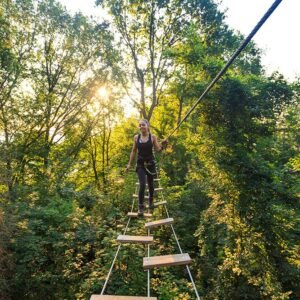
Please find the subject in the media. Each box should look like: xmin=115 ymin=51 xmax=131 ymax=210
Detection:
xmin=165 ymin=0 xmax=283 ymax=140
xmin=147 ymin=228 xmax=151 ymax=297
xmin=100 ymin=181 xmax=138 ymax=295
xmin=160 ymin=188 xmax=201 ymax=299
xmin=154 ymin=153 xmax=201 ymax=299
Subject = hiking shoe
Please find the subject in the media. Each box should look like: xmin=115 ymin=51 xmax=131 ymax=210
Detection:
xmin=138 ymin=206 xmax=144 ymax=216
xmin=149 ymin=198 xmax=154 ymax=210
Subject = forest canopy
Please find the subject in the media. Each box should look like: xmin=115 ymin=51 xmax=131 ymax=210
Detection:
xmin=0 ymin=0 xmax=299 ymax=299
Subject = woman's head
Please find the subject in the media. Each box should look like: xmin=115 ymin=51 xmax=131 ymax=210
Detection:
xmin=139 ymin=119 xmax=150 ymax=133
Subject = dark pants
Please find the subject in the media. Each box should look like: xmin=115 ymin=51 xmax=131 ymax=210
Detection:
xmin=137 ymin=167 xmax=154 ymax=208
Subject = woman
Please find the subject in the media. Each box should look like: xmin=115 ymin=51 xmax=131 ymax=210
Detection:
xmin=126 ymin=119 xmax=167 ymax=216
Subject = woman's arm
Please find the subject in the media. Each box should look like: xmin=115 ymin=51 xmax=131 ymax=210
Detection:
xmin=126 ymin=135 xmax=138 ymax=171
xmin=152 ymin=135 xmax=167 ymax=152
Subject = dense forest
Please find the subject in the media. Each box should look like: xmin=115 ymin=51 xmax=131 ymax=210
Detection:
xmin=0 ymin=0 xmax=299 ymax=299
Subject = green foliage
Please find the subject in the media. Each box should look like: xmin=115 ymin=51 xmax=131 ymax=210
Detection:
xmin=0 ymin=0 xmax=299 ymax=299
xmin=0 ymin=208 xmax=14 ymax=299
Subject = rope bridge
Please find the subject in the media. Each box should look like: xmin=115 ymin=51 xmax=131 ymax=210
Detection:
xmin=90 ymin=0 xmax=282 ymax=298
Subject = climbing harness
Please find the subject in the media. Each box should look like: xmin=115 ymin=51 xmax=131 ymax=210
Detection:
xmin=144 ymin=160 xmax=157 ymax=176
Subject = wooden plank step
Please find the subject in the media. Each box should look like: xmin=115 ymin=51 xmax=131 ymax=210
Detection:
xmin=133 ymin=194 xmax=148 ymax=199
xmin=117 ymin=235 xmax=154 ymax=244
xmin=154 ymin=200 xmax=167 ymax=207
xmin=145 ymin=218 xmax=174 ymax=228
xmin=143 ymin=253 xmax=192 ymax=269
xmin=91 ymin=295 xmax=157 ymax=300
xmin=146 ymin=201 xmax=167 ymax=208
xmin=134 ymin=187 xmax=164 ymax=193
xmin=136 ymin=179 xmax=160 ymax=184
xmin=128 ymin=212 xmax=152 ymax=218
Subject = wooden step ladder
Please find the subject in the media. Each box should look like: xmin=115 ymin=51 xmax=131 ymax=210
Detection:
xmin=91 ymin=295 xmax=157 ymax=300
xmin=136 ymin=179 xmax=160 ymax=184
xmin=143 ymin=253 xmax=192 ymax=269
xmin=95 ymin=174 xmax=199 ymax=299
xmin=145 ymin=218 xmax=174 ymax=229
xmin=127 ymin=212 xmax=152 ymax=218
xmin=133 ymin=188 xmax=164 ymax=192
xmin=132 ymin=194 xmax=148 ymax=199
xmin=117 ymin=235 xmax=154 ymax=244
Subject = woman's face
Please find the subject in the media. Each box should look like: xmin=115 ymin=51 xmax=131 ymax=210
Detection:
xmin=139 ymin=121 xmax=148 ymax=133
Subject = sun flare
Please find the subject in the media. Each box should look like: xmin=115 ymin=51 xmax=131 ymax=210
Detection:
xmin=97 ymin=87 xmax=109 ymax=98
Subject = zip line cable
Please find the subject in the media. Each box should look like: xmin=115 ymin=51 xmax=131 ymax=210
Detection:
xmin=165 ymin=0 xmax=283 ymax=140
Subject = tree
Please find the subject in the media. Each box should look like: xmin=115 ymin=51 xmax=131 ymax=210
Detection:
xmin=97 ymin=0 xmax=242 ymax=121
xmin=0 ymin=0 xmax=116 ymax=200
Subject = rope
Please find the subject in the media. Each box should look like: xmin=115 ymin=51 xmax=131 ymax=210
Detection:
xmin=154 ymin=154 xmax=201 ymax=299
xmin=100 ymin=179 xmax=138 ymax=295
xmin=100 ymin=244 xmax=122 ymax=295
xmin=147 ymin=228 xmax=151 ymax=297
xmin=165 ymin=0 xmax=283 ymax=140
xmin=163 ymin=204 xmax=201 ymax=300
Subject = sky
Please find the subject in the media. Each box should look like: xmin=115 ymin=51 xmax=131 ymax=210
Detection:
xmin=58 ymin=0 xmax=299 ymax=81
xmin=219 ymin=0 xmax=299 ymax=81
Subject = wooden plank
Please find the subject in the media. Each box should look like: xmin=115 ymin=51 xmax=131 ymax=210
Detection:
xmin=133 ymin=194 xmax=148 ymax=199
xmin=153 ymin=200 xmax=167 ymax=207
xmin=127 ymin=212 xmax=152 ymax=218
xmin=143 ymin=253 xmax=192 ymax=269
xmin=145 ymin=218 xmax=174 ymax=228
xmin=91 ymin=295 xmax=157 ymax=300
xmin=134 ymin=186 xmax=163 ymax=192
xmin=136 ymin=179 xmax=160 ymax=184
xmin=117 ymin=235 xmax=154 ymax=244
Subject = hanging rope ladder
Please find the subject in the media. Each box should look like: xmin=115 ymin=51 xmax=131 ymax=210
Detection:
xmin=91 ymin=156 xmax=200 ymax=299
xmin=91 ymin=1 xmax=282 ymax=298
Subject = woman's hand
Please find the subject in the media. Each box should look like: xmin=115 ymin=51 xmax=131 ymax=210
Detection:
xmin=161 ymin=139 xmax=168 ymax=150
xmin=125 ymin=163 xmax=131 ymax=172
xmin=152 ymin=135 xmax=168 ymax=152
